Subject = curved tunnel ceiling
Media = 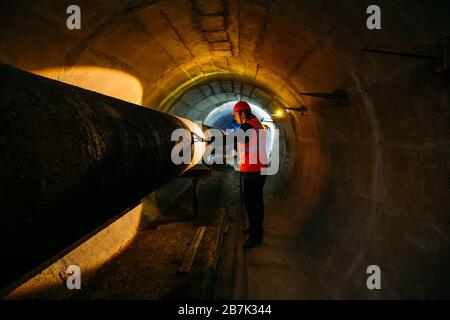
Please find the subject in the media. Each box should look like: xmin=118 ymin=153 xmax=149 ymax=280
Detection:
xmin=167 ymin=79 xmax=281 ymax=122
xmin=1 ymin=0 xmax=450 ymax=298
xmin=203 ymin=101 xmax=275 ymax=129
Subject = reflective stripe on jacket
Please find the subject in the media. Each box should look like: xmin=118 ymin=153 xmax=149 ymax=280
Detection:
xmin=237 ymin=117 xmax=268 ymax=172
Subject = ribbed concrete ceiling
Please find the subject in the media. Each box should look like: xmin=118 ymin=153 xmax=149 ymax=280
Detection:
xmin=2 ymin=0 xmax=448 ymax=113
xmin=168 ymin=79 xmax=280 ymax=121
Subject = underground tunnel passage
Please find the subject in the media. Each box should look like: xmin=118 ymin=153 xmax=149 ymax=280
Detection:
xmin=0 ymin=0 xmax=449 ymax=301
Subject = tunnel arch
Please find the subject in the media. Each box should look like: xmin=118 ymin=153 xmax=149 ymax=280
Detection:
xmin=166 ymin=77 xmax=293 ymax=164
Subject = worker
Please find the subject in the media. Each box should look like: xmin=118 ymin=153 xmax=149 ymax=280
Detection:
xmin=232 ymin=101 xmax=268 ymax=249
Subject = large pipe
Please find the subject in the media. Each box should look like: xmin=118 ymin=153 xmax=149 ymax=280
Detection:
xmin=0 ymin=64 xmax=205 ymax=289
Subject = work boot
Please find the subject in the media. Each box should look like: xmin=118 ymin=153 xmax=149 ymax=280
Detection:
xmin=243 ymin=237 xmax=262 ymax=249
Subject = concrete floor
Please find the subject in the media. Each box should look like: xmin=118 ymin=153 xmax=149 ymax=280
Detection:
xmin=71 ymin=168 xmax=230 ymax=299
xmin=69 ymin=167 xmax=326 ymax=300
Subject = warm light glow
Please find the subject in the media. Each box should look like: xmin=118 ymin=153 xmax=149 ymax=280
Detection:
xmin=275 ymin=109 xmax=285 ymax=117
xmin=158 ymin=70 xmax=229 ymax=112
xmin=33 ymin=66 xmax=144 ymax=105
xmin=175 ymin=116 xmax=207 ymax=175
xmin=6 ymin=203 xmax=143 ymax=299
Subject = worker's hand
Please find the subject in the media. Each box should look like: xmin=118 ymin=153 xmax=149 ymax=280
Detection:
xmin=223 ymin=149 xmax=237 ymax=165
xmin=224 ymin=149 xmax=236 ymax=159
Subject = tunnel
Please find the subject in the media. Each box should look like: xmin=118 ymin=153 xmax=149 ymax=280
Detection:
xmin=0 ymin=0 xmax=449 ymax=300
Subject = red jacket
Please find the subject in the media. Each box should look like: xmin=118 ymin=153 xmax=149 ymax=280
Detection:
xmin=237 ymin=117 xmax=268 ymax=172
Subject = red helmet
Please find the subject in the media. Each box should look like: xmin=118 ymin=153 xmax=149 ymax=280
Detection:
xmin=233 ymin=101 xmax=251 ymax=113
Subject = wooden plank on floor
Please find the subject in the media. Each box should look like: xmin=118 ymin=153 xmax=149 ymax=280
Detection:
xmin=178 ymin=226 xmax=207 ymax=275
xmin=203 ymin=208 xmax=228 ymax=298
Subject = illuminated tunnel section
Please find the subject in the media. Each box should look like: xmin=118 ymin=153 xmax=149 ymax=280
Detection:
xmin=147 ymin=79 xmax=294 ymax=224
xmin=168 ymin=80 xmax=285 ymax=162
xmin=0 ymin=0 xmax=449 ymax=299
xmin=204 ymin=101 xmax=277 ymax=154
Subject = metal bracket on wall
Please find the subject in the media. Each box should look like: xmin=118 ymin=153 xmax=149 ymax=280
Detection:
xmin=298 ymin=90 xmax=349 ymax=106
xmin=436 ymin=36 xmax=450 ymax=72
xmin=285 ymin=105 xmax=308 ymax=116
xmin=362 ymin=36 xmax=450 ymax=72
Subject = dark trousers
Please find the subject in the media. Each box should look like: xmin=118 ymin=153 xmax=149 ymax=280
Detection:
xmin=241 ymin=172 xmax=266 ymax=240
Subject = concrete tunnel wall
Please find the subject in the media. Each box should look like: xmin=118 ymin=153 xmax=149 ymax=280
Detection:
xmin=0 ymin=0 xmax=449 ymax=298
